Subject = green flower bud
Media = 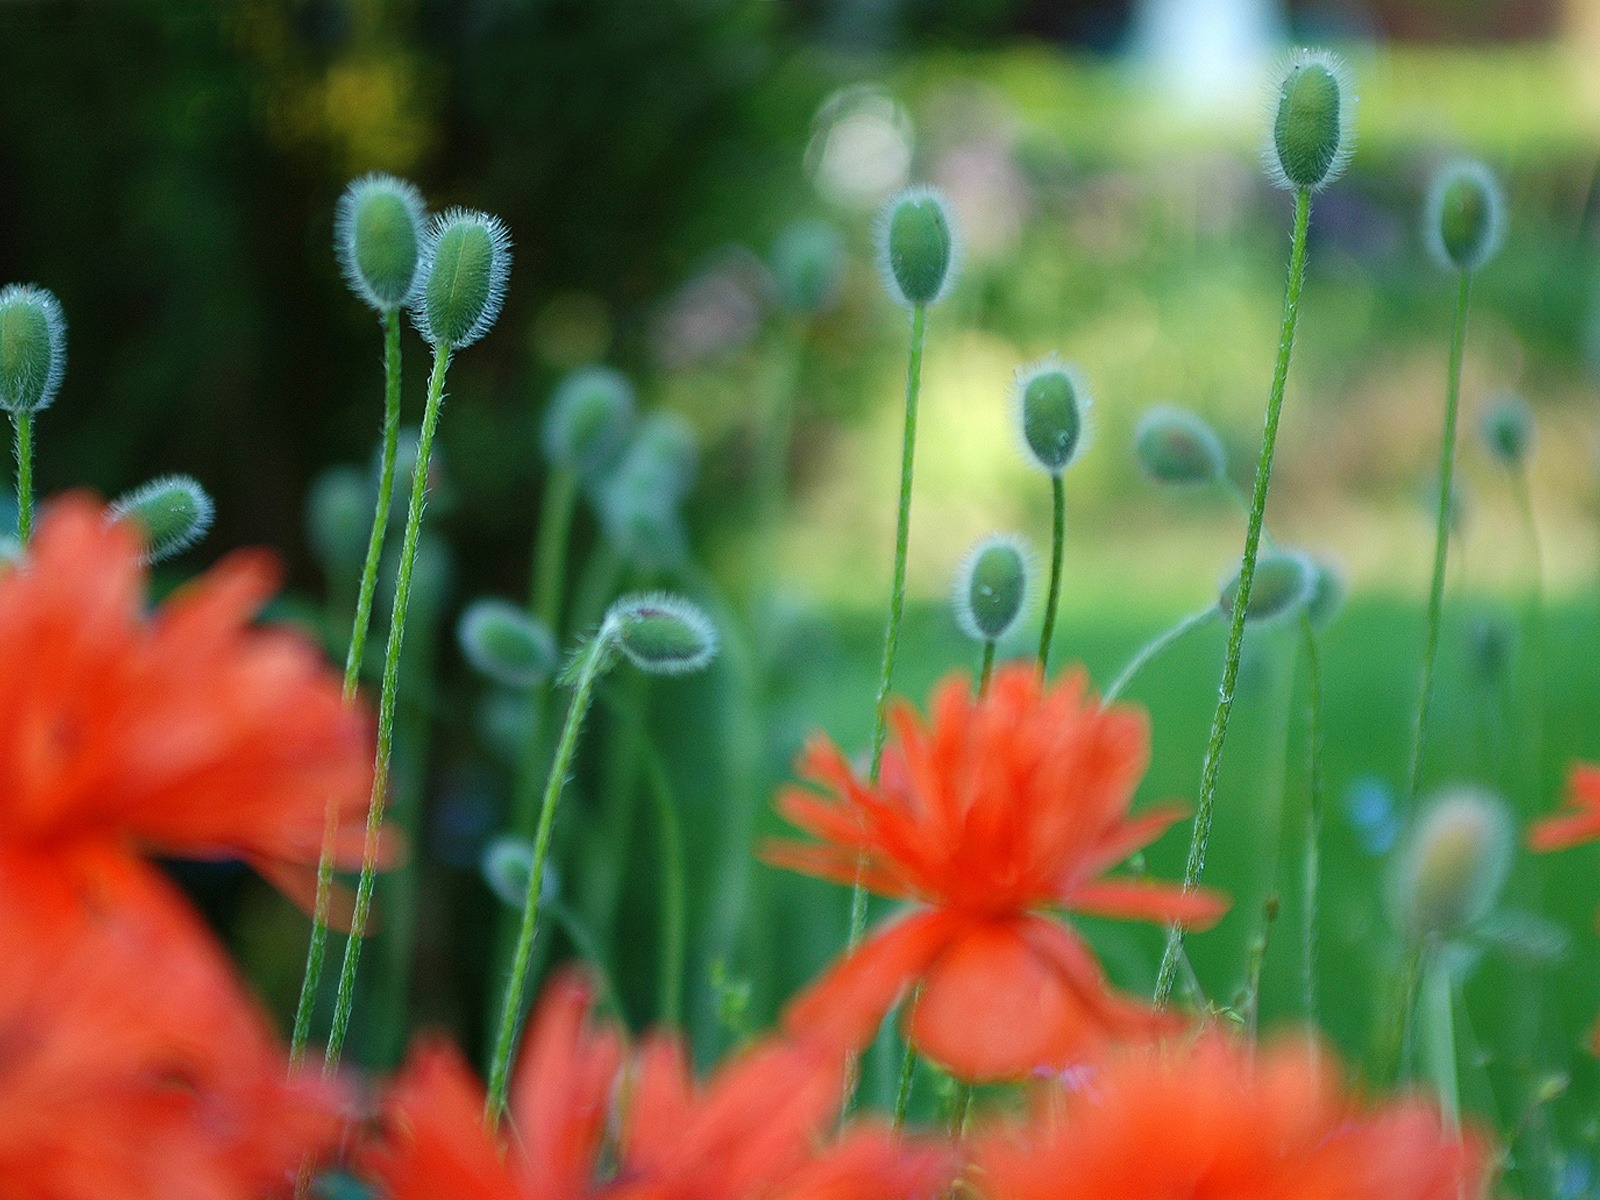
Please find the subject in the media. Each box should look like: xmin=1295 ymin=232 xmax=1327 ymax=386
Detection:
xmin=1015 ymin=357 xmax=1090 ymax=476
xmin=1391 ymin=787 xmax=1512 ymax=943
xmin=1425 ymin=160 xmax=1505 ymax=275
xmin=0 ymin=284 xmax=67 ymax=415
xmin=413 ymin=208 xmax=513 ymax=349
xmin=1303 ymin=557 xmax=1345 ymax=629
xmin=109 ymin=475 xmax=215 ymax=564
xmin=1219 ymin=551 xmax=1314 ymax=626
xmin=770 ymin=219 xmax=846 ymax=316
xmin=1479 ymin=393 xmax=1531 ymax=467
xmin=306 ymin=466 xmax=370 ymax=581
xmin=334 ymin=174 xmax=427 ymax=313
xmin=482 ymin=835 xmax=558 ymax=910
xmin=876 ymin=187 xmax=958 ymax=308
xmin=954 ymin=533 xmax=1032 ymax=644
xmin=458 ymin=599 xmax=557 ymax=689
xmin=605 ymin=592 xmax=717 ymax=676
xmin=1134 ymin=405 xmax=1225 ymax=487
xmin=1266 ymin=50 xmax=1356 ymax=193
xmin=1465 ymin=611 xmax=1515 ymax=685
xmin=543 ymin=365 xmax=636 ymax=478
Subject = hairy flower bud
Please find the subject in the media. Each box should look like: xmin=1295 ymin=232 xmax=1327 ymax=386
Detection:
xmin=606 ymin=592 xmax=718 ymax=675
xmin=413 ymin=208 xmax=513 ymax=349
xmin=1479 ymin=393 xmax=1531 ymax=468
xmin=306 ymin=466 xmax=370 ymax=578
xmin=1425 ymin=160 xmax=1505 ymax=275
xmin=1391 ymin=787 xmax=1512 ymax=942
xmin=109 ymin=475 xmax=215 ymax=564
xmin=876 ymin=187 xmax=957 ymax=307
xmin=543 ymin=365 xmax=636 ymax=478
xmin=1134 ymin=405 xmax=1225 ymax=487
xmin=1219 ymin=551 xmax=1314 ymax=626
xmin=954 ymin=533 xmax=1032 ymax=644
xmin=334 ymin=173 xmax=427 ymax=313
xmin=1015 ymin=357 xmax=1090 ymax=476
xmin=458 ymin=599 xmax=557 ymax=689
xmin=0 ymin=284 xmax=67 ymax=415
xmin=1265 ymin=50 xmax=1356 ymax=193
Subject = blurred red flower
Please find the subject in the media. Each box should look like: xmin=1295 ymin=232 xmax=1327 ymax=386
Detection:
xmin=975 ymin=1029 xmax=1489 ymax=1200
xmin=1529 ymin=763 xmax=1600 ymax=852
xmin=765 ymin=664 xmax=1228 ymax=1082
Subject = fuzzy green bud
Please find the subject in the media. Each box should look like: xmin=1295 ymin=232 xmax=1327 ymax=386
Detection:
xmin=335 ymin=174 xmax=427 ymax=313
xmin=771 ymin=219 xmax=846 ymax=316
xmin=605 ymin=592 xmax=718 ymax=676
xmin=413 ymin=208 xmax=512 ymax=349
xmin=954 ymin=533 xmax=1032 ymax=644
xmin=0 ymin=284 xmax=67 ymax=415
xmin=1391 ymin=787 xmax=1512 ymax=943
xmin=1015 ymin=357 xmax=1090 ymax=476
xmin=109 ymin=475 xmax=215 ymax=564
xmin=1134 ymin=405 xmax=1225 ymax=487
xmin=1219 ymin=551 xmax=1314 ymax=626
xmin=876 ymin=187 xmax=957 ymax=307
xmin=458 ymin=599 xmax=557 ymax=689
xmin=1266 ymin=50 xmax=1355 ymax=193
xmin=543 ymin=366 xmax=636 ymax=478
xmin=1303 ymin=557 xmax=1345 ymax=629
xmin=1479 ymin=393 xmax=1531 ymax=467
xmin=306 ymin=466 xmax=370 ymax=578
xmin=1426 ymin=160 xmax=1505 ymax=275
xmin=482 ymin=835 xmax=558 ymax=910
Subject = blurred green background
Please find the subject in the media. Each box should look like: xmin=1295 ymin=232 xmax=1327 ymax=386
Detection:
xmin=5 ymin=0 xmax=1600 ymax=1192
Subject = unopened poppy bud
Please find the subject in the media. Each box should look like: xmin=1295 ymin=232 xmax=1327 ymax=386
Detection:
xmin=306 ymin=466 xmax=370 ymax=578
xmin=770 ymin=219 xmax=846 ymax=316
xmin=876 ymin=187 xmax=957 ymax=307
xmin=1479 ymin=393 xmax=1531 ymax=467
xmin=482 ymin=835 xmax=559 ymax=909
xmin=0 ymin=284 xmax=67 ymax=414
xmin=458 ymin=599 xmax=557 ymax=689
xmin=1465 ymin=612 xmax=1515 ymax=684
xmin=1134 ymin=405 xmax=1225 ymax=487
xmin=1219 ymin=551 xmax=1314 ymax=626
xmin=1426 ymin=160 xmax=1504 ymax=275
xmin=109 ymin=475 xmax=215 ymax=564
xmin=543 ymin=365 xmax=636 ymax=478
xmin=1391 ymin=787 xmax=1512 ymax=942
xmin=413 ymin=208 xmax=512 ymax=349
xmin=1303 ymin=557 xmax=1344 ymax=628
xmin=1266 ymin=50 xmax=1356 ymax=193
xmin=334 ymin=173 xmax=427 ymax=313
xmin=605 ymin=592 xmax=718 ymax=675
xmin=616 ymin=411 xmax=700 ymax=506
xmin=954 ymin=533 xmax=1032 ymax=644
xmin=1015 ymin=357 xmax=1090 ymax=476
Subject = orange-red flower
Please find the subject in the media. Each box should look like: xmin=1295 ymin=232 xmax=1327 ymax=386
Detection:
xmin=0 ymin=495 xmax=376 ymax=911
xmin=974 ymin=1029 xmax=1490 ymax=1200
xmin=1529 ymin=763 xmax=1600 ymax=852
xmin=765 ymin=664 xmax=1228 ymax=1082
xmin=0 ymin=846 xmax=344 ymax=1200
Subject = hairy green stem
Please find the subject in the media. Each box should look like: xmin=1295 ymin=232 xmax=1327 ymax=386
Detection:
xmin=1422 ymin=955 xmax=1461 ymax=1129
xmin=1154 ymin=187 xmax=1312 ymax=1005
xmin=1037 ymin=474 xmax=1065 ymax=671
xmin=978 ymin=641 xmax=996 ymax=695
xmin=12 ymin=411 xmax=32 ymax=544
xmin=1104 ymin=608 xmax=1217 ymax=703
xmin=324 ymin=340 xmax=451 ymax=1072
xmin=1298 ymin=614 xmax=1325 ymax=1027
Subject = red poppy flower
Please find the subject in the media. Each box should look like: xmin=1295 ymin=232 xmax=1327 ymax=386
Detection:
xmin=975 ymin=1030 xmax=1489 ymax=1200
xmin=765 ymin=664 xmax=1228 ymax=1082
xmin=1529 ymin=763 xmax=1600 ymax=852
xmin=0 ymin=845 xmax=344 ymax=1200
xmin=0 ymin=496 xmax=377 ymax=913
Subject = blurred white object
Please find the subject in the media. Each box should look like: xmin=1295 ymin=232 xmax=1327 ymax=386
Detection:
xmin=1128 ymin=0 xmax=1286 ymax=111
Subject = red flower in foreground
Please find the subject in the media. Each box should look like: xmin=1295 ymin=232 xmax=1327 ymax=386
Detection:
xmin=975 ymin=1030 xmax=1490 ymax=1200
xmin=0 ymin=496 xmax=377 ymax=913
xmin=765 ymin=664 xmax=1228 ymax=1082
xmin=0 ymin=847 xmax=343 ymax=1200
xmin=1529 ymin=763 xmax=1600 ymax=852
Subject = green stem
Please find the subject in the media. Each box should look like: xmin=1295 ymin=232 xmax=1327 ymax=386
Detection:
xmin=1298 ymin=614 xmax=1324 ymax=1027
xmin=641 ymin=732 xmax=685 ymax=1028
xmin=12 ymin=410 xmax=32 ymax=544
xmin=1241 ymin=897 xmax=1278 ymax=1039
xmin=1154 ymin=188 xmax=1313 ymax=1006
xmin=1406 ymin=270 xmax=1473 ymax=813
xmin=891 ymin=1026 xmax=918 ymax=1130
xmin=1037 ymin=474 xmax=1065 ymax=671
xmin=949 ymin=1082 xmax=975 ymax=1138
xmin=1511 ymin=465 xmax=1546 ymax=808
xmin=323 ymin=340 xmax=451 ymax=1072
xmin=1104 ymin=607 xmax=1217 ymax=703
xmin=293 ymin=308 xmax=403 ymax=1061
xmin=1377 ymin=942 xmax=1426 ymax=1085
xmin=978 ymin=641 xmax=996 ymax=696
xmin=1422 ymin=956 xmax=1462 ymax=1129
xmin=485 ymin=629 xmax=615 ymax=1121
xmin=532 ymin=464 xmax=579 ymax=635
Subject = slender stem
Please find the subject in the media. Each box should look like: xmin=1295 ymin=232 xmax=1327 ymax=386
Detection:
xmin=1154 ymin=187 xmax=1313 ymax=1005
xmin=293 ymin=308 xmax=403 ymax=1061
xmin=1422 ymin=955 xmax=1462 ymax=1130
xmin=485 ymin=630 xmax=615 ymax=1121
xmin=12 ymin=411 xmax=32 ymax=544
xmin=323 ymin=340 xmax=451 ymax=1073
xmin=1037 ymin=473 xmax=1065 ymax=671
xmin=1298 ymin=614 xmax=1324 ymax=1027
xmin=1406 ymin=270 xmax=1474 ymax=813
xmin=532 ymin=464 xmax=579 ymax=635
xmin=1104 ymin=607 xmax=1217 ymax=703
xmin=949 ymin=1082 xmax=974 ymax=1138
xmin=1511 ymin=465 xmax=1546 ymax=808
xmin=642 ymin=734 xmax=685 ymax=1027
xmin=978 ymin=641 xmax=996 ymax=695
xmin=1241 ymin=898 xmax=1278 ymax=1040
xmin=1377 ymin=942 xmax=1426 ymax=1085
xmin=891 ymin=1032 xmax=918 ymax=1129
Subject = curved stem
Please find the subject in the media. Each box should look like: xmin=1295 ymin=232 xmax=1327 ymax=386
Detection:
xmin=1406 ymin=270 xmax=1473 ymax=813
xmin=1104 ymin=607 xmax=1216 ymax=703
xmin=1298 ymin=614 xmax=1325 ymax=1027
xmin=324 ymin=339 xmax=451 ymax=1072
xmin=12 ymin=411 xmax=32 ymax=544
xmin=485 ymin=629 xmax=615 ymax=1121
xmin=293 ymin=308 xmax=403 ymax=1061
xmin=1154 ymin=187 xmax=1312 ymax=1006
xmin=1037 ymin=473 xmax=1066 ymax=671
xmin=978 ymin=641 xmax=996 ymax=696
xmin=532 ymin=464 xmax=579 ymax=635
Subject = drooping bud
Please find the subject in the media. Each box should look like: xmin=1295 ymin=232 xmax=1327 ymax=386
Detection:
xmin=1391 ymin=787 xmax=1513 ymax=943
xmin=1015 ymin=357 xmax=1090 ymax=476
xmin=1425 ymin=160 xmax=1505 ymax=275
xmin=1265 ymin=50 xmax=1356 ymax=193
xmin=458 ymin=599 xmax=558 ymax=689
xmin=1218 ymin=551 xmax=1314 ymax=626
xmin=770 ymin=219 xmax=846 ymax=316
xmin=543 ymin=365 xmax=636 ymax=479
xmin=306 ymin=466 xmax=371 ymax=579
xmin=1479 ymin=392 xmax=1532 ymax=467
xmin=0 ymin=284 xmax=67 ymax=415
xmin=334 ymin=173 xmax=427 ymax=313
xmin=1134 ymin=405 xmax=1225 ymax=487
xmin=605 ymin=592 xmax=718 ymax=675
xmin=875 ymin=187 xmax=957 ymax=308
xmin=482 ymin=835 xmax=559 ymax=910
xmin=954 ymin=533 xmax=1032 ymax=644
xmin=1303 ymin=556 xmax=1345 ymax=629
xmin=109 ymin=475 xmax=215 ymax=564
xmin=413 ymin=208 xmax=513 ymax=349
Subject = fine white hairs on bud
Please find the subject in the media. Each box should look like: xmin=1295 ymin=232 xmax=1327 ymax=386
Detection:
xmin=458 ymin=599 xmax=558 ymax=690
xmin=1134 ymin=405 xmax=1225 ymax=487
xmin=0 ymin=284 xmax=67 ymax=415
xmin=108 ymin=475 xmax=215 ymax=564
xmin=1391 ymin=787 xmax=1513 ymax=943
xmin=605 ymin=592 xmax=718 ymax=676
xmin=953 ymin=533 xmax=1033 ymax=644
xmin=334 ymin=173 xmax=427 ymax=313
xmin=1218 ymin=550 xmax=1315 ymax=626
xmin=543 ymin=365 xmax=637 ymax=479
xmin=1425 ymin=159 xmax=1505 ymax=275
xmin=874 ymin=186 xmax=960 ymax=308
xmin=412 ymin=207 xmax=513 ymax=349
xmin=1479 ymin=391 xmax=1532 ymax=467
xmin=1263 ymin=49 xmax=1356 ymax=193
xmin=1013 ymin=355 xmax=1091 ymax=476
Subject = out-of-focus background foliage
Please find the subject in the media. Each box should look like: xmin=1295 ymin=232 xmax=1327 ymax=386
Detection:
xmin=6 ymin=0 xmax=1600 ymax=1185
